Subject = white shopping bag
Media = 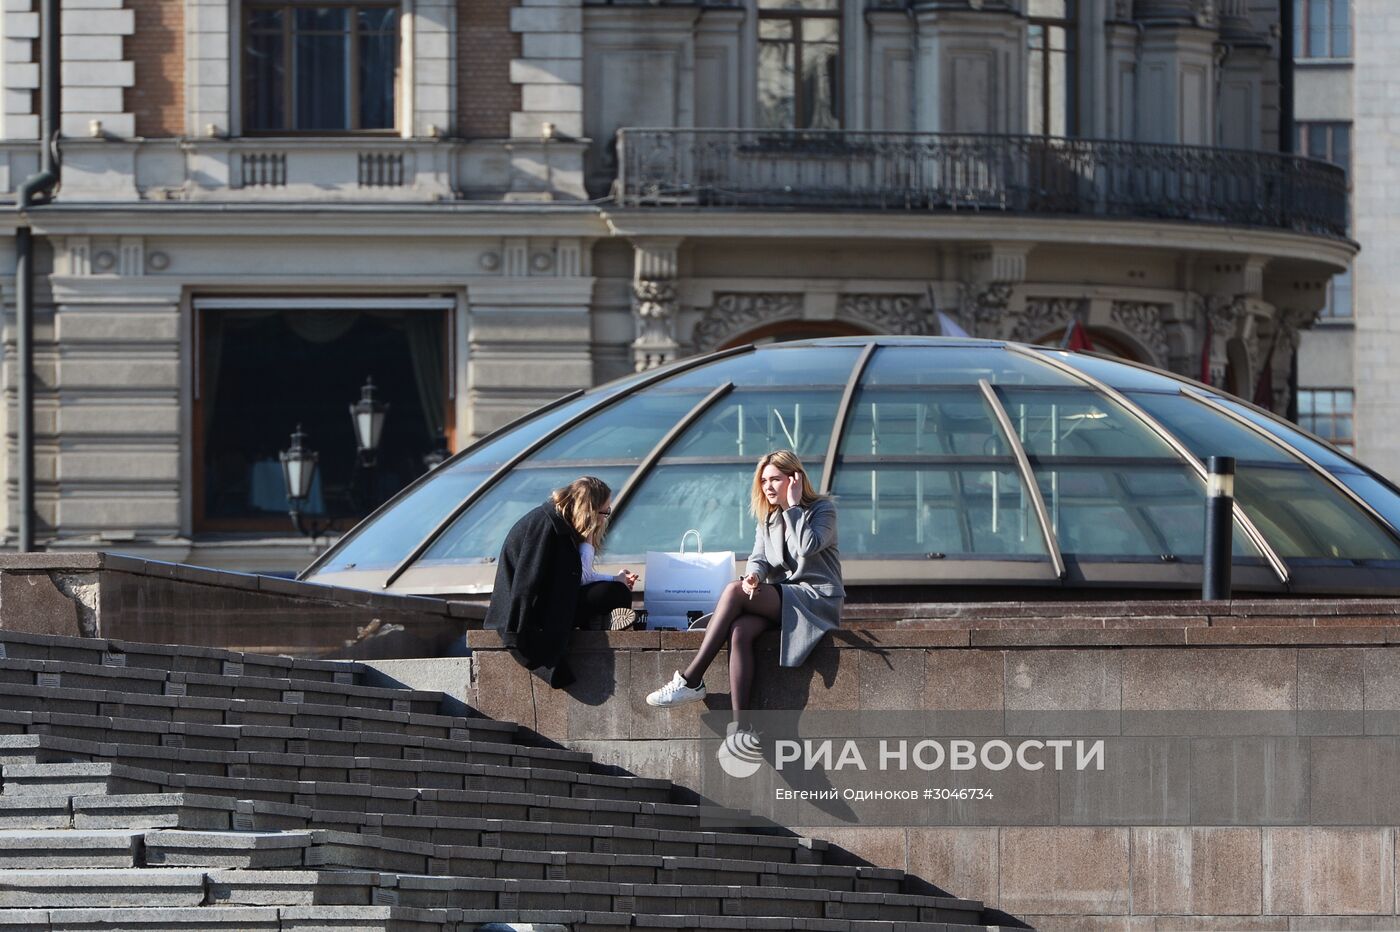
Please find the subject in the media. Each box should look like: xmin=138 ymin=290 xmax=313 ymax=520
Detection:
xmin=644 ymin=530 xmax=735 ymax=630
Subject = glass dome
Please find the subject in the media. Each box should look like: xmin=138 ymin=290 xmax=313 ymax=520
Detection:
xmin=301 ymin=337 xmax=1400 ymax=597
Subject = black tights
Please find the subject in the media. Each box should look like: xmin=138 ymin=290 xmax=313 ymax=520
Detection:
xmin=682 ymin=580 xmax=780 ymax=727
xmin=576 ymin=580 xmax=631 ymax=624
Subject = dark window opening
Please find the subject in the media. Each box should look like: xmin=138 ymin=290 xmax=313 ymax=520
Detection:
xmin=196 ymin=307 xmax=450 ymax=531
xmin=1028 ymin=0 xmax=1077 ymax=137
xmin=757 ymin=0 xmax=841 ymax=130
xmin=244 ymin=3 xmax=399 ymax=133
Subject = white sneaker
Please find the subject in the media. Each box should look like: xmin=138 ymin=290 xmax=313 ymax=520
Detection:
xmin=646 ymin=670 xmax=706 ymax=708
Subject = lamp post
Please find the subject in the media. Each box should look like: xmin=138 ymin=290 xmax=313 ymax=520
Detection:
xmin=279 ymin=424 xmax=333 ymax=540
xmin=350 ymin=376 xmax=389 ymax=467
xmin=279 ymin=377 xmax=393 ymax=540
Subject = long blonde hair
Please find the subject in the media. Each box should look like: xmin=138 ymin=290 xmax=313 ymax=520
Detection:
xmin=750 ymin=450 xmax=824 ymax=523
xmin=551 ymin=476 xmax=611 ymax=549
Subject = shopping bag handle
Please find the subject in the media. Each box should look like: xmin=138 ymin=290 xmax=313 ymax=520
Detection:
xmin=680 ymin=529 xmax=703 ymax=553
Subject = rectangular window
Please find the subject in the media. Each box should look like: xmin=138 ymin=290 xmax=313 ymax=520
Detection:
xmin=194 ymin=304 xmax=451 ymax=532
xmin=1295 ymin=120 xmax=1353 ymax=248
xmin=757 ymin=0 xmax=841 ymax=130
xmin=244 ymin=3 xmax=399 ymax=133
xmin=1028 ymin=0 xmax=1077 ymax=137
xmin=1319 ymin=264 xmax=1353 ymax=320
xmin=1297 ymin=389 xmax=1354 ymax=453
xmin=1294 ymin=0 xmax=1351 ymax=58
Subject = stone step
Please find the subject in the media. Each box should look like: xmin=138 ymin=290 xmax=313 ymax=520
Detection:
xmin=35 ymin=904 xmax=457 ymax=931
xmin=0 ymin=858 xmax=981 ymax=923
xmin=3 ymin=717 xmax=670 ymax=803
xmin=0 ymin=630 xmax=370 ymax=687
xmin=0 ymin=723 xmax=666 ymax=805
xmin=0 ymin=682 xmax=535 ymax=755
xmin=0 ymin=767 xmax=824 ymax=868
xmin=0 ymin=829 xmax=142 ymax=869
xmin=0 ymin=745 xmax=697 ymax=832
xmin=207 ymin=869 xmax=985 ymax=923
xmin=0 ymin=658 xmax=444 ymax=716
xmin=0 ymin=870 xmax=207 ymax=908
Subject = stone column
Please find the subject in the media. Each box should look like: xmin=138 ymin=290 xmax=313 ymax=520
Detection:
xmin=956 ymin=243 xmax=1029 ymax=337
xmin=409 ymin=0 xmax=456 ymax=139
xmin=465 ymin=237 xmax=596 ymax=439
xmin=630 ymin=239 xmax=682 ymax=372
xmin=1134 ymin=4 xmax=1217 ymax=145
xmin=506 ymin=0 xmax=587 ymax=200
xmin=42 ymin=237 xmax=184 ymax=544
xmin=913 ymin=3 xmax=1025 ymax=134
xmin=184 ymin=0 xmax=231 ymax=137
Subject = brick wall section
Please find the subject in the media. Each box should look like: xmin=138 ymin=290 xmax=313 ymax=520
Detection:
xmin=457 ymin=0 xmax=519 ymax=138
xmin=124 ymin=0 xmax=184 ymax=137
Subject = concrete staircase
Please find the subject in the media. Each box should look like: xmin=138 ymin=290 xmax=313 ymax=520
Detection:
xmin=0 ymin=630 xmax=1007 ymax=931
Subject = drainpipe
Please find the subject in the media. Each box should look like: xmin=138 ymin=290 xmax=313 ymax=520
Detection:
xmin=1279 ymin=0 xmax=1294 ymax=153
xmin=14 ymin=0 xmax=60 ymax=552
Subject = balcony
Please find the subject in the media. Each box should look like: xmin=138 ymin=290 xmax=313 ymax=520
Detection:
xmin=613 ymin=129 xmax=1350 ymax=240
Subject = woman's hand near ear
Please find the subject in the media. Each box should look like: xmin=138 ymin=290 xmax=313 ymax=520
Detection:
xmin=783 ymin=471 xmax=803 ymax=509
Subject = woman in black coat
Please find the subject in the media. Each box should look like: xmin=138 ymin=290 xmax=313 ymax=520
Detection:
xmin=484 ymin=476 xmax=637 ymax=688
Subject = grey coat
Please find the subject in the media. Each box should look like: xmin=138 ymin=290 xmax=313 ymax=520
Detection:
xmin=745 ymin=497 xmax=845 ymax=668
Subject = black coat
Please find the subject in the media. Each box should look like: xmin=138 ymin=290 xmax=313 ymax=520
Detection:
xmin=484 ymin=501 xmax=583 ymax=687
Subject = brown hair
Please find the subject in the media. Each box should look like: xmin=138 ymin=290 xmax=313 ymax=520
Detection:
xmin=750 ymin=449 xmax=824 ymax=522
xmin=551 ymin=476 xmax=612 ymax=549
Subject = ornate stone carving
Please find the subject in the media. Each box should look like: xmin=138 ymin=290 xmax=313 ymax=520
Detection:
xmin=1110 ymin=301 xmax=1170 ymax=363
xmin=1010 ymin=298 xmax=1084 ymax=344
xmin=633 ymin=279 xmax=679 ymax=372
xmin=837 ymin=294 xmax=934 ymax=335
xmin=955 ymin=282 xmax=1013 ymax=337
xmin=691 ymin=292 xmax=803 ymax=351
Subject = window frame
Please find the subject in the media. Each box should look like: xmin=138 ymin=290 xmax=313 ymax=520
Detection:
xmin=1026 ymin=0 xmax=1078 ymax=138
xmin=1296 ymin=388 xmax=1355 ymax=454
xmin=1293 ymin=0 xmax=1351 ymax=60
xmin=190 ymin=296 xmax=456 ymax=535
xmin=241 ymin=0 xmax=402 ymax=137
xmin=756 ymin=1 xmax=844 ymax=131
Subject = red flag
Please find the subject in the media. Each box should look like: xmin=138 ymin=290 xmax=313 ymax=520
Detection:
xmin=1252 ymin=353 xmax=1274 ymax=409
xmin=1060 ymin=318 xmax=1094 ymax=352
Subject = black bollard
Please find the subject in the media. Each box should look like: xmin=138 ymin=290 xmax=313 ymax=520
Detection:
xmin=1203 ymin=456 xmax=1236 ymax=601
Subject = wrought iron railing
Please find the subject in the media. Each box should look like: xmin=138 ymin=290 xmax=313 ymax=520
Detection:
xmin=613 ymin=129 xmax=1350 ymax=240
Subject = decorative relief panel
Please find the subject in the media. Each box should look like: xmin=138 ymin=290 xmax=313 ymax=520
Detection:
xmin=954 ymin=282 xmax=1013 ymax=337
xmin=837 ymin=294 xmax=934 ymax=335
xmin=691 ymin=293 xmax=803 ymax=351
xmin=1010 ymin=298 xmax=1085 ymax=343
xmin=1109 ymin=301 xmax=1170 ymax=363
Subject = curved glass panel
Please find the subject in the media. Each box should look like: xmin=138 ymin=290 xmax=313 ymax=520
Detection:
xmin=1330 ymin=473 xmax=1400 ymax=536
xmin=602 ymin=462 xmax=757 ymax=557
xmin=313 ymin=467 xmax=492 ymax=572
xmin=308 ymin=387 xmax=622 ymax=574
xmin=1134 ymin=392 xmax=1400 ymax=558
xmin=863 ymin=346 xmax=1079 ymax=387
xmin=834 ymin=464 xmax=1047 ymax=557
xmin=666 ymin=389 xmax=841 ymax=461
xmin=662 ymin=345 xmax=859 ymax=389
xmin=838 ymin=387 xmax=1000 ymax=457
xmin=1034 ymin=464 xmax=1228 ymax=558
xmin=418 ymin=465 xmax=634 ymax=563
xmin=1128 ymin=392 xmax=1294 ymax=464
xmin=1212 ymin=396 xmax=1359 ymax=471
xmin=997 ymin=388 xmax=1180 ymax=460
xmin=1048 ymin=351 xmax=1186 ymax=393
xmin=1234 ymin=467 xmax=1400 ymax=561
xmin=532 ymin=389 xmax=707 ymax=462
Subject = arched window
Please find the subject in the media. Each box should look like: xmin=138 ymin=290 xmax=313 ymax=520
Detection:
xmin=757 ymin=0 xmax=841 ymax=130
xmin=1027 ymin=0 xmax=1076 ymax=137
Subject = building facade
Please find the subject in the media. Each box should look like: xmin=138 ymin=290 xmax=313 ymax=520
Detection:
xmin=1292 ymin=0 xmax=1400 ymax=493
xmin=0 ymin=0 xmax=1352 ymax=572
